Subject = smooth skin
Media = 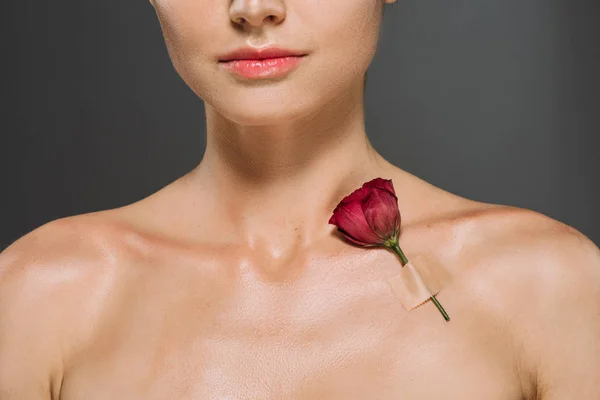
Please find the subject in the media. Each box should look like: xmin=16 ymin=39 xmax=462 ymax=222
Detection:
xmin=1 ymin=0 xmax=600 ymax=398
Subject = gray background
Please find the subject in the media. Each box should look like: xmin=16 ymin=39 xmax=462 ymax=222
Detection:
xmin=2 ymin=0 xmax=599 ymax=250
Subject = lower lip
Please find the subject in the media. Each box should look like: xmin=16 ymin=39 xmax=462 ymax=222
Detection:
xmin=219 ymin=56 xmax=306 ymax=79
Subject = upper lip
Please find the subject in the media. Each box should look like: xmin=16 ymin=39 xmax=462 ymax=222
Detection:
xmin=218 ymin=46 xmax=308 ymax=62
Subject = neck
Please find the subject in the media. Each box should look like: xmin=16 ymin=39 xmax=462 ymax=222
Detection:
xmin=186 ymin=83 xmax=393 ymax=261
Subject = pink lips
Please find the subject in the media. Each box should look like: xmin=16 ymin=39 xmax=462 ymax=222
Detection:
xmin=219 ymin=55 xmax=307 ymax=79
xmin=218 ymin=46 xmax=307 ymax=62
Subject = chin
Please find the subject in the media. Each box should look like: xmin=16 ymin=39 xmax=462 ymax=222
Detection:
xmin=220 ymin=107 xmax=309 ymax=126
xmin=208 ymin=91 xmax=322 ymax=126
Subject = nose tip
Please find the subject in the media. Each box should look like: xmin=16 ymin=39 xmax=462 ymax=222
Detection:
xmin=229 ymin=1 xmax=286 ymax=28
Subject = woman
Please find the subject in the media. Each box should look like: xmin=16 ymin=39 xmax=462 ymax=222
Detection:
xmin=1 ymin=0 xmax=599 ymax=398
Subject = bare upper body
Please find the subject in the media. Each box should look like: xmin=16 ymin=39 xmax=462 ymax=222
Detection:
xmin=3 ymin=0 xmax=600 ymax=398
xmin=1 ymin=163 xmax=600 ymax=400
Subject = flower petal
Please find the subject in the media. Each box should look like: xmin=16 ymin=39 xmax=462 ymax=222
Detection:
xmin=329 ymin=186 xmax=369 ymax=226
xmin=331 ymin=200 xmax=383 ymax=245
xmin=337 ymin=227 xmax=380 ymax=247
xmin=363 ymin=178 xmax=397 ymax=197
xmin=361 ymin=188 xmax=401 ymax=241
xmin=340 ymin=186 xmax=370 ymax=205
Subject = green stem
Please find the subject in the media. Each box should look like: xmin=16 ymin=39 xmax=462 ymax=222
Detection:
xmin=390 ymin=243 xmax=409 ymax=266
xmin=430 ymin=295 xmax=450 ymax=321
xmin=389 ymin=242 xmax=450 ymax=322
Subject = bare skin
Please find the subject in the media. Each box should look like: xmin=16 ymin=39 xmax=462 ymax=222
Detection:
xmin=2 ymin=0 xmax=600 ymax=398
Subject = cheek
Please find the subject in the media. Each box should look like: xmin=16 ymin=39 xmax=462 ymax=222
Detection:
xmin=302 ymin=0 xmax=382 ymax=91
xmin=320 ymin=1 xmax=382 ymax=68
xmin=152 ymin=0 xmax=225 ymax=99
xmin=153 ymin=0 xmax=218 ymax=63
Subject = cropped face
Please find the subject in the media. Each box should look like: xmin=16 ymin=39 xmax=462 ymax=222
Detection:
xmin=150 ymin=0 xmax=391 ymax=125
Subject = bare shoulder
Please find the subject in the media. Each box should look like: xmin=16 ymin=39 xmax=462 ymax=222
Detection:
xmin=446 ymin=204 xmax=600 ymax=398
xmin=0 ymin=211 xmax=144 ymax=398
xmin=0 ymin=211 xmax=140 ymax=288
xmin=453 ymin=204 xmax=600 ymax=308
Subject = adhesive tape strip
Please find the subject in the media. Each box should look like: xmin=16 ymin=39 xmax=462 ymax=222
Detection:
xmin=387 ymin=253 xmax=453 ymax=311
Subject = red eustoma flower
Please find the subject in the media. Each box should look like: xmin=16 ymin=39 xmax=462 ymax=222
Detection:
xmin=329 ymin=178 xmax=401 ymax=248
xmin=329 ymin=177 xmax=451 ymax=322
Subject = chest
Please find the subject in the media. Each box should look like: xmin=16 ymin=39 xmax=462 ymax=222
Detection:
xmin=58 ymin=254 xmax=523 ymax=400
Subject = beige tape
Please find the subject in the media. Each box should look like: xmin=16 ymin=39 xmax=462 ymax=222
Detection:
xmin=387 ymin=253 xmax=453 ymax=311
